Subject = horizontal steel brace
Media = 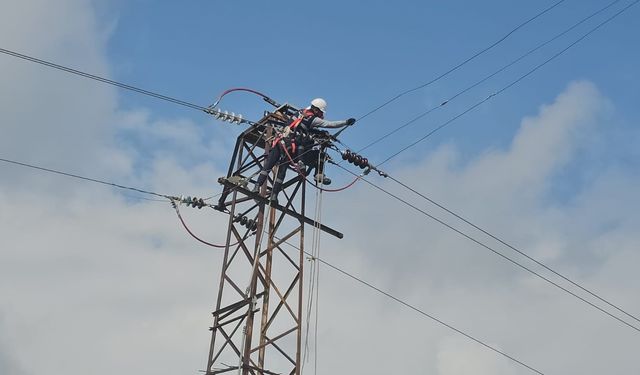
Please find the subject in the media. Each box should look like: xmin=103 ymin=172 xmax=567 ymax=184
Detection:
xmin=219 ymin=179 xmax=343 ymax=239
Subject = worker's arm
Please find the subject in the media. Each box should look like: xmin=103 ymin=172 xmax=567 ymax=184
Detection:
xmin=311 ymin=117 xmax=356 ymax=129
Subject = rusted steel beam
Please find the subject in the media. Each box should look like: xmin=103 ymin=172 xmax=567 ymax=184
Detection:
xmin=219 ymin=179 xmax=343 ymax=239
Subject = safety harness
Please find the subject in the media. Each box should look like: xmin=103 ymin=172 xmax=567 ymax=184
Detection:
xmin=272 ymin=109 xmax=320 ymax=154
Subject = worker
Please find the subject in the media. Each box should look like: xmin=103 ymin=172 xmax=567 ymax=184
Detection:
xmin=254 ymin=98 xmax=356 ymax=203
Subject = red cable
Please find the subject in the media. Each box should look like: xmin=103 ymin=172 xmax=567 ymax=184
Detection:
xmin=280 ymin=141 xmax=307 ymax=177
xmin=172 ymin=203 xmax=237 ymax=249
xmin=210 ymin=87 xmax=273 ymax=108
xmin=309 ymin=175 xmax=361 ymax=192
xmin=280 ymin=142 xmax=361 ymax=193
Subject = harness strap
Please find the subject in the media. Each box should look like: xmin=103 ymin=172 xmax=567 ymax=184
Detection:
xmin=271 ymin=109 xmax=315 ymax=148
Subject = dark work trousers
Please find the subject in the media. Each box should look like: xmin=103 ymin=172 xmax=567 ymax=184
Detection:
xmin=298 ymin=147 xmax=325 ymax=177
xmin=256 ymin=143 xmax=290 ymax=197
xmin=256 ymin=142 xmax=327 ymax=198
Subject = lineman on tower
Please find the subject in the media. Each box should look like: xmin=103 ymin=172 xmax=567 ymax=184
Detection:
xmin=254 ymin=98 xmax=356 ymax=203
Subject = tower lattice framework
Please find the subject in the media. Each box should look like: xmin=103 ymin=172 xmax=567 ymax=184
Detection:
xmin=205 ymin=104 xmax=341 ymax=375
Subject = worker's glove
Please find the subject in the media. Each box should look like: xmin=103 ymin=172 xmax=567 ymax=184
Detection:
xmin=282 ymin=126 xmax=292 ymax=137
xmin=346 ymin=118 xmax=356 ymax=126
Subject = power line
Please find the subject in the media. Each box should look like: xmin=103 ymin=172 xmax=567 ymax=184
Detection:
xmin=387 ymin=175 xmax=640 ymax=325
xmin=0 ymin=154 xmax=545 ymax=373
xmin=0 ymin=156 xmax=229 ymax=206
xmin=337 ymin=0 xmax=640 ymax=329
xmin=2 ymin=155 xmax=630 ymax=374
xmin=333 ymin=163 xmax=640 ymax=334
xmin=275 ymin=236 xmax=546 ymax=375
xmin=0 ymin=11 xmax=582 ymax=374
xmin=0 ymin=154 xmax=626 ymax=371
xmin=0 ymin=47 xmax=207 ymax=112
xmin=0 ymin=47 xmax=257 ymax=126
xmin=357 ymin=0 xmax=568 ymax=121
xmin=2 ymin=0 xmax=637 ymax=347
xmin=0 ymin=157 xmax=172 ymax=200
xmin=356 ymin=0 xmax=623 ymax=154
xmin=378 ymin=0 xmax=640 ymax=167
xmin=121 ymin=193 xmax=168 ymax=203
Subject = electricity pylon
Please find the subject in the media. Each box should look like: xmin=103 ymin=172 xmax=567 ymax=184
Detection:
xmin=205 ymin=104 xmax=342 ymax=375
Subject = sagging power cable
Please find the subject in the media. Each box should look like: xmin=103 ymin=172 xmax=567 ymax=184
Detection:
xmin=356 ymin=0 xmax=624 ymax=155
xmin=0 ymin=46 xmax=364 ymax=195
xmin=273 ymin=234 xmax=545 ymax=375
xmin=171 ymin=199 xmax=242 ymax=248
xmin=0 ymin=157 xmax=172 ymax=200
xmin=311 ymin=174 xmax=361 ymax=193
xmin=387 ymin=174 xmax=640 ymax=326
xmin=0 ymin=47 xmax=206 ymax=112
xmin=357 ymin=0 xmax=568 ymax=121
xmin=334 ymin=164 xmax=640 ymax=334
xmin=0 ymin=155 xmax=562 ymax=373
xmin=0 ymin=157 xmax=248 ymax=248
xmin=2 ymin=155 xmax=543 ymax=374
xmin=378 ymin=0 xmax=640 ymax=167
xmin=0 ymin=47 xmax=255 ymax=125
xmin=5 ymin=0 xmax=637 ymax=338
xmin=209 ymin=87 xmax=279 ymax=109
xmin=274 ymin=140 xmax=365 ymax=193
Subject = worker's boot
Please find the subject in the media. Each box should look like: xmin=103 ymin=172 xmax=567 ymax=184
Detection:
xmin=269 ymin=179 xmax=283 ymax=206
xmin=251 ymin=181 xmax=265 ymax=205
xmin=254 ymin=171 xmax=269 ymax=195
xmin=315 ymin=173 xmax=331 ymax=185
xmin=268 ymin=188 xmax=279 ymax=206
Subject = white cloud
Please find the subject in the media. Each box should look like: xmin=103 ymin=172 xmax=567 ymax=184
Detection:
xmin=0 ymin=1 xmax=230 ymax=374
xmin=1 ymin=1 xmax=639 ymax=375
xmin=314 ymin=79 xmax=640 ymax=373
xmin=436 ymin=337 xmax=517 ymax=375
xmin=0 ymin=0 xmax=115 ymax=162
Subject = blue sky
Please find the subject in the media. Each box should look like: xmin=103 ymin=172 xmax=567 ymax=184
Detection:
xmin=1 ymin=1 xmax=640 ymax=375
xmin=102 ymin=0 xmax=639 ymax=163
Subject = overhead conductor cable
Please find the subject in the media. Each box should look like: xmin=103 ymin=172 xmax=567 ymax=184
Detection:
xmin=275 ymin=235 xmax=546 ymax=375
xmin=359 ymin=0 xmax=640 ymax=327
xmin=356 ymin=0 xmax=625 ymax=154
xmin=335 ymin=163 xmax=640 ymax=334
xmin=379 ymin=0 xmax=640 ymax=167
xmin=1 ymin=155 xmax=545 ymax=374
xmin=357 ymin=0 xmax=568 ymax=120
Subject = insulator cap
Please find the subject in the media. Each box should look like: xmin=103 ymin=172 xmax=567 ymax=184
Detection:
xmin=361 ymin=158 xmax=369 ymax=169
xmin=246 ymin=219 xmax=255 ymax=230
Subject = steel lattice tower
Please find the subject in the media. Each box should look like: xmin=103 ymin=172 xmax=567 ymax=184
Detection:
xmin=205 ymin=104 xmax=341 ymax=375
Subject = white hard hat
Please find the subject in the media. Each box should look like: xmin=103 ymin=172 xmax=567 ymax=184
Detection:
xmin=310 ymin=98 xmax=327 ymax=113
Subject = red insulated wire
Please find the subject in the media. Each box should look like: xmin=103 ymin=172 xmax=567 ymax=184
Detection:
xmin=210 ymin=87 xmax=273 ymax=108
xmin=280 ymin=143 xmax=305 ymax=176
xmin=280 ymin=142 xmax=361 ymax=193
xmin=172 ymin=203 xmax=238 ymax=249
xmin=309 ymin=175 xmax=361 ymax=192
